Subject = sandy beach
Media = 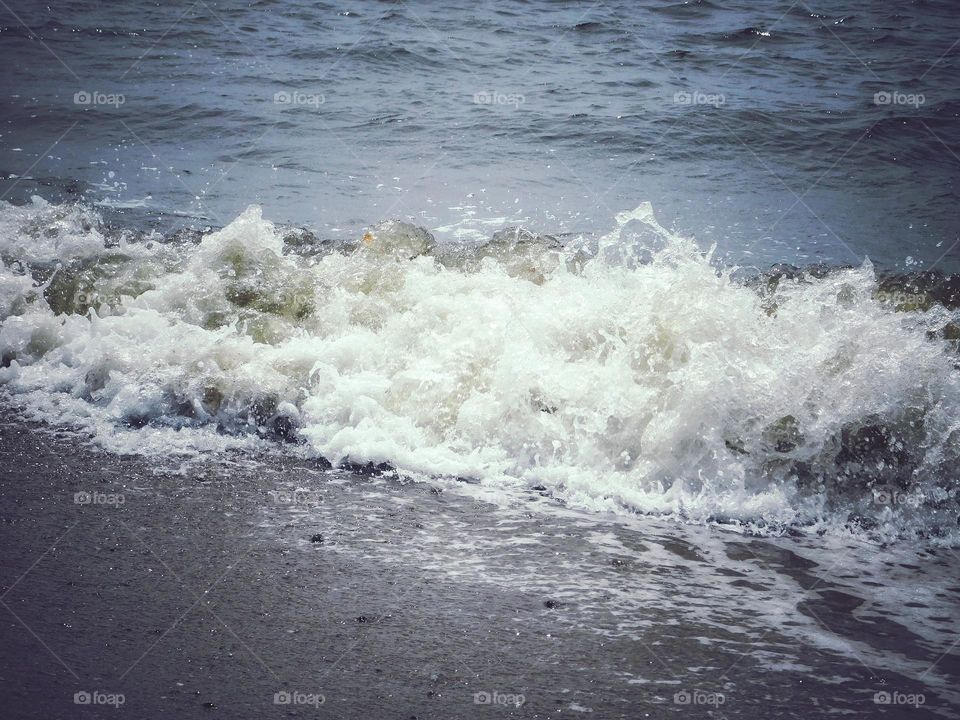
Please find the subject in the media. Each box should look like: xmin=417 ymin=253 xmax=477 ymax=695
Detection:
xmin=1 ymin=406 xmax=956 ymax=719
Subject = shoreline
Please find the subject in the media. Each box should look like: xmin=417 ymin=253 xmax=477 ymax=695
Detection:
xmin=0 ymin=407 xmax=957 ymax=719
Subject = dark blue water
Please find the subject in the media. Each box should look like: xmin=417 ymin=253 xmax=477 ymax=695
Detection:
xmin=1 ymin=0 xmax=959 ymax=270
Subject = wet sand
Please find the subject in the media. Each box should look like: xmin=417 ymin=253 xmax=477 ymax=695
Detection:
xmin=0 ymin=407 xmax=957 ymax=719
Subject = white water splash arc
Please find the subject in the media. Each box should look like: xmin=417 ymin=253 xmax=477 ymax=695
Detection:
xmin=1 ymin=197 xmax=958 ymax=537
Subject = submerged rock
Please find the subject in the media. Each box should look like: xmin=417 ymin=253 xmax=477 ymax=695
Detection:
xmin=201 ymin=386 xmax=224 ymax=415
xmin=273 ymin=415 xmax=298 ymax=441
xmin=750 ymin=262 xmax=855 ymax=298
xmin=840 ymin=423 xmax=890 ymax=458
xmin=724 ymin=438 xmax=749 ymax=455
xmin=224 ymin=271 xmax=316 ymax=322
xmin=833 ymin=418 xmax=915 ymax=489
xmin=360 ymin=220 xmax=435 ymax=260
xmin=475 ymin=226 xmax=567 ymax=284
xmin=341 ymin=460 xmax=394 ymax=477
xmin=877 ymin=270 xmax=960 ymax=311
xmin=282 ymin=227 xmax=337 ymax=257
xmin=281 ymin=228 xmax=319 ymax=248
xmin=944 ymin=322 xmax=960 ymax=341
xmin=489 ymin=226 xmax=562 ymax=249
xmin=762 ymin=415 xmax=804 ymax=453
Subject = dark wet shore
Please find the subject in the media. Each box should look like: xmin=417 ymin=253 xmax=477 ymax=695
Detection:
xmin=0 ymin=407 xmax=957 ymax=719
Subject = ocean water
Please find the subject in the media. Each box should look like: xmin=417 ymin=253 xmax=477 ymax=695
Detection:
xmin=1 ymin=1 xmax=959 ymax=542
xmin=1 ymin=0 xmax=958 ymax=269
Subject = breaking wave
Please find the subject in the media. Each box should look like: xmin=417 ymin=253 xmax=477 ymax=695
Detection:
xmin=2 ymin=197 xmax=959 ymax=541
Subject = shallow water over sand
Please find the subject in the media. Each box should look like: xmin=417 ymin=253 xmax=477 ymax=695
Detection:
xmin=1 ymin=410 xmax=957 ymax=718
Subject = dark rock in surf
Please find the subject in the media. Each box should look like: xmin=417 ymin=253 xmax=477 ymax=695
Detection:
xmin=272 ymin=415 xmax=298 ymax=442
xmin=840 ymin=424 xmax=889 ymax=457
xmin=474 ymin=226 xmax=571 ymax=284
xmin=877 ymin=270 xmax=960 ymax=311
xmin=768 ymin=263 xmax=802 ymax=281
xmin=931 ymin=321 xmax=960 ymax=342
xmin=282 ymin=227 xmax=337 ymax=256
xmin=341 ymin=460 xmax=394 ymax=477
xmin=282 ymin=228 xmax=318 ymax=248
xmin=762 ymin=415 xmax=804 ymax=453
xmin=249 ymin=396 xmax=278 ymax=425
xmin=360 ymin=220 xmax=435 ymax=260
xmin=724 ymin=438 xmax=749 ymax=455
xmin=489 ymin=226 xmax=562 ymax=249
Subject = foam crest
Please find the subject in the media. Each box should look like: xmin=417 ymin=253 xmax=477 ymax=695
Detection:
xmin=1 ymin=198 xmax=958 ymax=539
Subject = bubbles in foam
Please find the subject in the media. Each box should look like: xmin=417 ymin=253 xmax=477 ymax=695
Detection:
xmin=1 ymin=197 xmax=958 ymax=540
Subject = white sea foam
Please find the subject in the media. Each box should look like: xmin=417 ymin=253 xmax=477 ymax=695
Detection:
xmin=1 ymin=197 xmax=958 ymax=537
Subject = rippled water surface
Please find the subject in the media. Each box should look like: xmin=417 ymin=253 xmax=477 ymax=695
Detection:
xmin=1 ymin=0 xmax=958 ymax=269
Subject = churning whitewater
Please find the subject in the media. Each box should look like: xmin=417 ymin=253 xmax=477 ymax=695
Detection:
xmin=1 ymin=198 xmax=959 ymax=539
